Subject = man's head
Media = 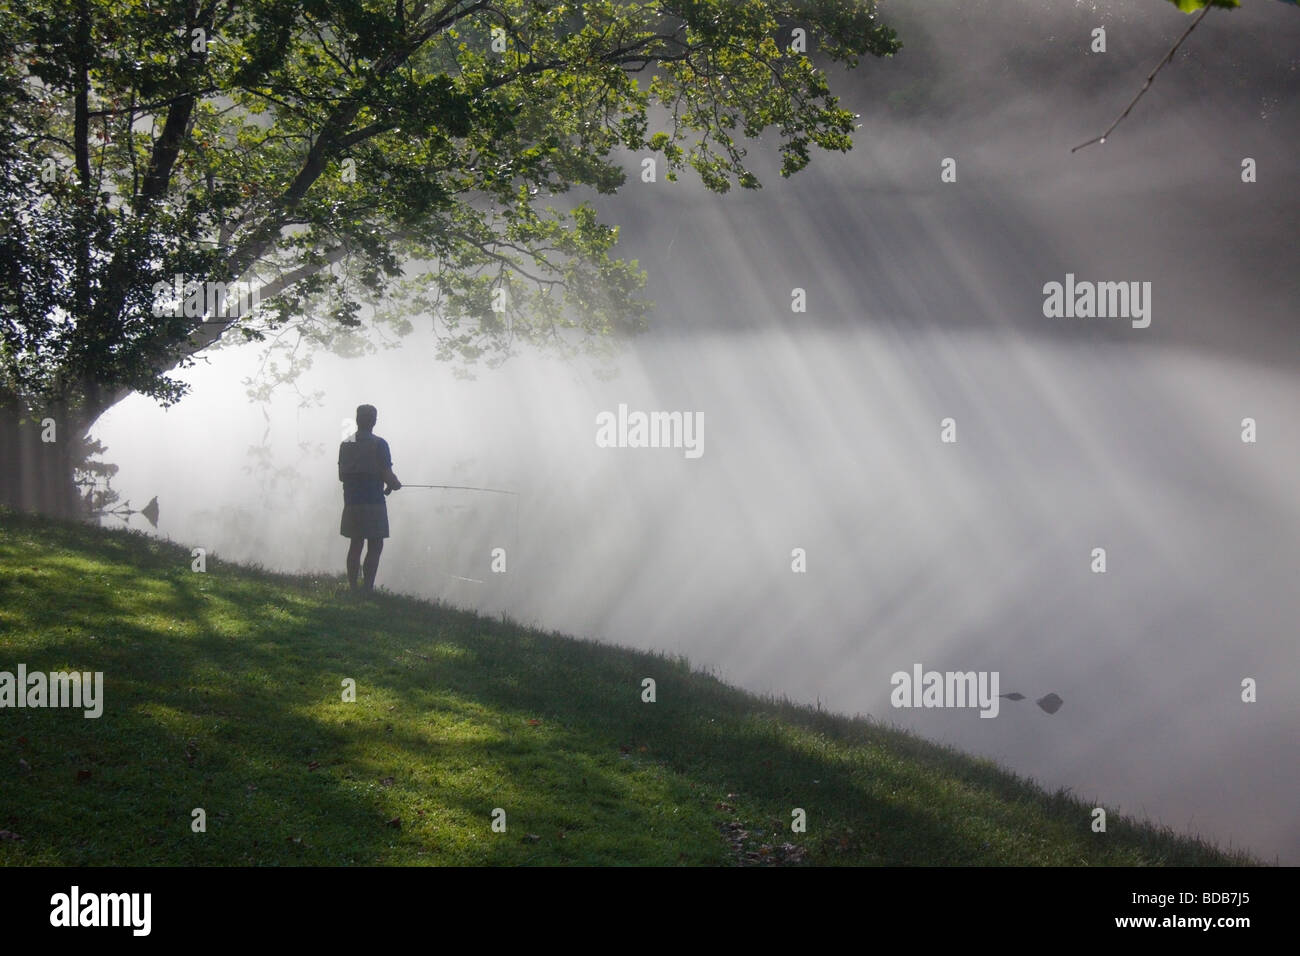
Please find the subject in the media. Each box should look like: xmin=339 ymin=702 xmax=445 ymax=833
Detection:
xmin=356 ymin=404 xmax=378 ymax=433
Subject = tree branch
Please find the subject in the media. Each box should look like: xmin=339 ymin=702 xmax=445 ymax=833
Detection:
xmin=1072 ymin=4 xmax=1214 ymax=153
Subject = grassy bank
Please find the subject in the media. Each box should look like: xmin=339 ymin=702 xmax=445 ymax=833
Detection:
xmin=0 ymin=509 xmax=1255 ymax=865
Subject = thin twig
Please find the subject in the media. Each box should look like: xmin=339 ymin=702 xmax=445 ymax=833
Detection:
xmin=1072 ymin=4 xmax=1214 ymax=153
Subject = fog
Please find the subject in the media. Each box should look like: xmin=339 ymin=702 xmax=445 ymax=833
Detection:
xmin=94 ymin=0 xmax=1298 ymax=862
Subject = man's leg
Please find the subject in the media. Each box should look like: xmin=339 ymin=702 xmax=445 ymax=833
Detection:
xmin=346 ymin=537 xmax=365 ymax=589
xmin=362 ymin=537 xmax=384 ymax=591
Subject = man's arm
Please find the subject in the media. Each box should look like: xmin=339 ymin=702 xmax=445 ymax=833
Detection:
xmin=380 ymin=439 xmax=400 ymax=491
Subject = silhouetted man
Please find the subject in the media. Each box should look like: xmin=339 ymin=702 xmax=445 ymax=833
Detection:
xmin=339 ymin=404 xmax=400 ymax=592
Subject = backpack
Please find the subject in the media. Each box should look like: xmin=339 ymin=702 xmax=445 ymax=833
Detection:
xmin=339 ymin=433 xmax=383 ymax=480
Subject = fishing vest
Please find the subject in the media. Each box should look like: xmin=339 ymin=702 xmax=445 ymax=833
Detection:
xmin=339 ymin=433 xmax=384 ymax=480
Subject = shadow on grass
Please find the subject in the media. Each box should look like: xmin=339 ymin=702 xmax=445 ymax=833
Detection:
xmin=0 ymin=510 xmax=1258 ymax=866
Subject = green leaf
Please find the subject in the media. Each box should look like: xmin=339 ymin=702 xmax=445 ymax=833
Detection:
xmin=1165 ymin=0 xmax=1240 ymax=11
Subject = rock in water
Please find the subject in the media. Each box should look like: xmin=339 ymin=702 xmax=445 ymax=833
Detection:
xmin=1036 ymin=693 xmax=1064 ymax=715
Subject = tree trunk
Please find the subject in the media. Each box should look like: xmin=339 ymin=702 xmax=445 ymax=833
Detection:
xmin=0 ymin=397 xmax=93 ymax=521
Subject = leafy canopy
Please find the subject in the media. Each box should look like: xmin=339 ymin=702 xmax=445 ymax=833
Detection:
xmin=0 ymin=0 xmax=898 ymax=419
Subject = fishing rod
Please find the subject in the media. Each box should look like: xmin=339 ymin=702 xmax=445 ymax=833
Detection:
xmin=391 ymin=482 xmax=522 ymax=590
xmin=391 ymin=483 xmax=517 ymax=496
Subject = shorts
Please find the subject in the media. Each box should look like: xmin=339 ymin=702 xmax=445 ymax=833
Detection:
xmin=340 ymin=502 xmax=389 ymax=539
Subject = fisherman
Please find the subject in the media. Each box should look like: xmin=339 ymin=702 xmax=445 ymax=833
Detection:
xmin=339 ymin=404 xmax=401 ymax=592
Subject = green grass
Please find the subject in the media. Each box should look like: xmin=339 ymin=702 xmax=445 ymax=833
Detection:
xmin=0 ymin=509 xmax=1258 ymax=866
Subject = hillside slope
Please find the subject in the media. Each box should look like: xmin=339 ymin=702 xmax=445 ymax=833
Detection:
xmin=0 ymin=510 xmax=1255 ymax=865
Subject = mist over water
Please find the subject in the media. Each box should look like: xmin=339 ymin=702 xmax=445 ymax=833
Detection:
xmin=95 ymin=0 xmax=1298 ymax=862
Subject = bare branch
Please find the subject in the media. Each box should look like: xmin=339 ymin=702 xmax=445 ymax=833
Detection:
xmin=1072 ymin=4 xmax=1214 ymax=154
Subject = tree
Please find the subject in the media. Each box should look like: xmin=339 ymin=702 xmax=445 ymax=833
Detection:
xmin=0 ymin=0 xmax=898 ymax=517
